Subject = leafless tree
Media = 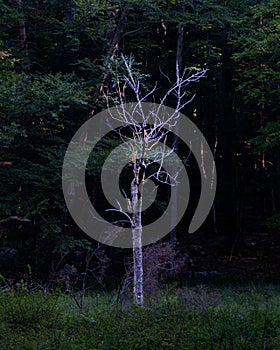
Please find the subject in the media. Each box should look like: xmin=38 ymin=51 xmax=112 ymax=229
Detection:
xmin=103 ymin=54 xmax=207 ymax=305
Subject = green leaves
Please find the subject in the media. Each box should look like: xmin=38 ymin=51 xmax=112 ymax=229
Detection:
xmin=0 ymin=71 xmax=91 ymax=256
xmin=266 ymin=213 xmax=280 ymax=230
xmin=248 ymin=121 xmax=280 ymax=153
xmin=232 ymin=1 xmax=280 ymax=110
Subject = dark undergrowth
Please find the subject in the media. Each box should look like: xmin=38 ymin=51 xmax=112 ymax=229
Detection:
xmin=1 ymin=279 xmax=280 ymax=349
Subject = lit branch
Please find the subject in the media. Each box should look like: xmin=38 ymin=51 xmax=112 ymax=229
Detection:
xmin=0 ymin=216 xmax=30 ymax=225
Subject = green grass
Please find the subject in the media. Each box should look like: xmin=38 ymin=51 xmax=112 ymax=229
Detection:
xmin=1 ymin=281 xmax=280 ymax=349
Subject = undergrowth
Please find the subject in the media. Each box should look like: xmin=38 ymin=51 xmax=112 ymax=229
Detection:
xmin=1 ymin=281 xmax=280 ymax=349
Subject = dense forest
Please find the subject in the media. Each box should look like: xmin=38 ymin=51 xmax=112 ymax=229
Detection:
xmin=0 ymin=0 xmax=280 ymax=288
xmin=1 ymin=1 xmax=280 ymax=349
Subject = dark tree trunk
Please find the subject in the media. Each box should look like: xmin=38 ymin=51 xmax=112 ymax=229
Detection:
xmin=16 ymin=0 xmax=31 ymax=72
xmin=170 ymin=22 xmax=184 ymax=245
xmin=218 ymin=51 xmax=243 ymax=254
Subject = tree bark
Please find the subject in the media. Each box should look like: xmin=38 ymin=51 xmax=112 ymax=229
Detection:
xmin=219 ymin=49 xmax=243 ymax=253
xmin=94 ymin=4 xmax=129 ymax=101
xmin=170 ymin=22 xmax=184 ymax=244
xmin=176 ymin=24 xmax=184 ymax=72
xmin=16 ymin=0 xmax=31 ymax=72
xmin=132 ymin=227 xmax=143 ymax=305
xmin=131 ymin=164 xmax=144 ymax=306
xmin=108 ymin=5 xmax=129 ymax=59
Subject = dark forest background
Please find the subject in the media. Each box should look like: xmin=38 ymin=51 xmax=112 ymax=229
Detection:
xmin=0 ymin=0 xmax=279 ymax=288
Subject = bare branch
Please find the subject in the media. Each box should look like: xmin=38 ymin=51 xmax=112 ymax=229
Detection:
xmin=106 ymin=200 xmax=133 ymax=226
xmin=0 ymin=216 xmax=30 ymax=225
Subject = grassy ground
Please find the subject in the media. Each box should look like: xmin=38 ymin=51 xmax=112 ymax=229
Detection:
xmin=1 ymin=279 xmax=280 ymax=349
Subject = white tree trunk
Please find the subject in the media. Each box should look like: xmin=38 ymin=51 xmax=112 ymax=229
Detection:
xmin=131 ymin=167 xmax=144 ymax=305
xmin=132 ymin=227 xmax=143 ymax=305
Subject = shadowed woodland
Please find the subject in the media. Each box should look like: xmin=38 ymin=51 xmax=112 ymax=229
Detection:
xmin=0 ymin=0 xmax=280 ymax=333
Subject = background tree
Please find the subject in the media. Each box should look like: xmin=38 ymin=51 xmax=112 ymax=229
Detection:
xmin=232 ymin=0 xmax=280 ymax=227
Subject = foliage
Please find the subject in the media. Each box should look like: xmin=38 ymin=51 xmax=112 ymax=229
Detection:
xmin=248 ymin=121 xmax=280 ymax=153
xmin=0 ymin=71 xmax=91 ymax=260
xmin=266 ymin=213 xmax=280 ymax=231
xmin=232 ymin=1 xmax=280 ymax=110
